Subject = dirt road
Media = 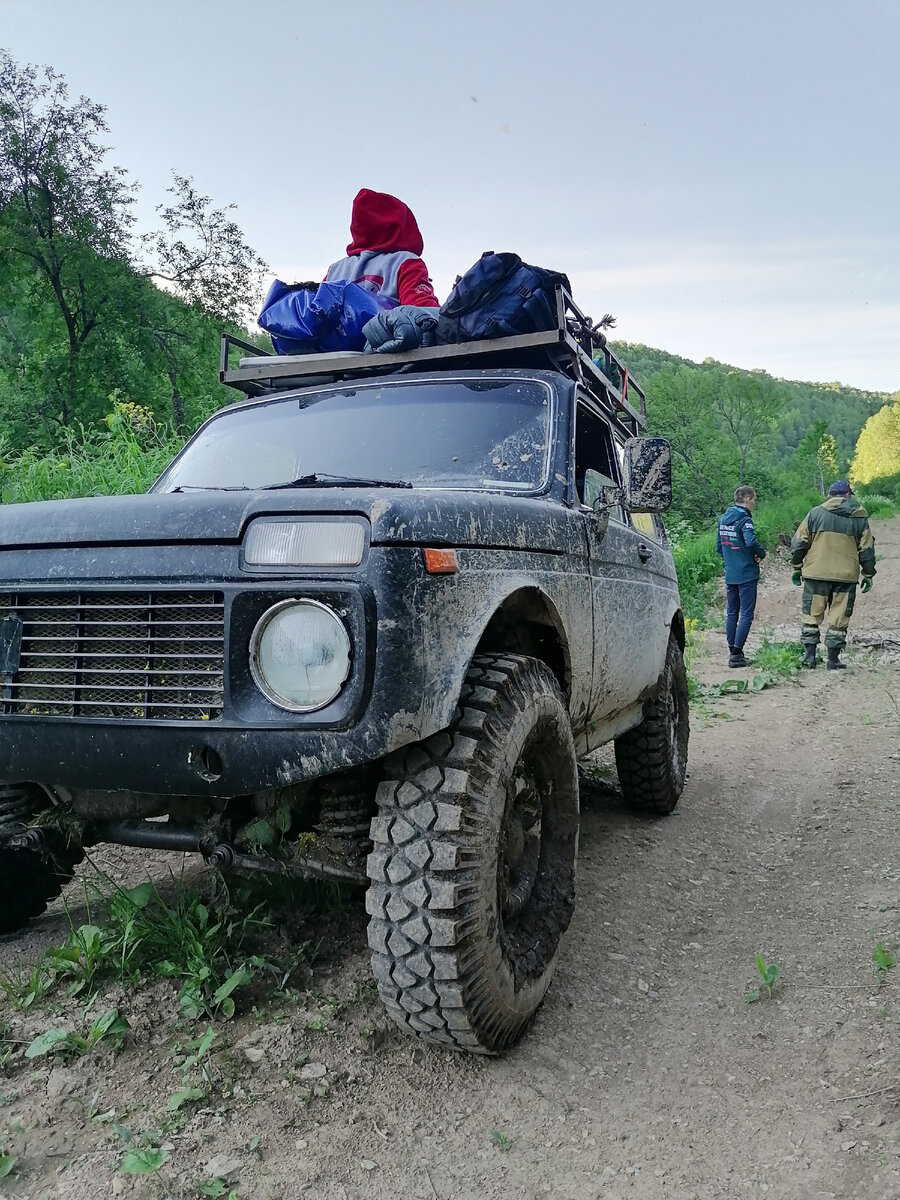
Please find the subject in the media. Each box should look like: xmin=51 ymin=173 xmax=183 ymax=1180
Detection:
xmin=1 ymin=520 xmax=898 ymax=1200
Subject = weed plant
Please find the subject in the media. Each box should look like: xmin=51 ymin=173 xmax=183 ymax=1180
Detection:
xmin=0 ymin=876 xmax=269 ymax=1022
xmin=0 ymin=400 xmax=181 ymax=504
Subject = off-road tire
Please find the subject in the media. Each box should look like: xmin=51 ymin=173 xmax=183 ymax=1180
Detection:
xmin=0 ymin=831 xmax=83 ymax=935
xmin=614 ymin=633 xmax=689 ymax=815
xmin=366 ymin=654 xmax=579 ymax=1054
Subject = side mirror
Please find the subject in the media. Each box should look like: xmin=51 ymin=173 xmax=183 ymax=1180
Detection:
xmin=623 ymin=436 xmax=673 ymax=513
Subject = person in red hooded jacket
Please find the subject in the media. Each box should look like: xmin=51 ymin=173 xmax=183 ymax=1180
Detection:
xmin=324 ymin=188 xmax=440 ymax=308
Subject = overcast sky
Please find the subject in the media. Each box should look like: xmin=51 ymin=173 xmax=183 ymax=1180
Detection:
xmin=2 ymin=0 xmax=898 ymax=392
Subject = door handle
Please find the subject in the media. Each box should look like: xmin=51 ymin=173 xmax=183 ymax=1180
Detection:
xmin=638 ymin=542 xmax=653 ymax=562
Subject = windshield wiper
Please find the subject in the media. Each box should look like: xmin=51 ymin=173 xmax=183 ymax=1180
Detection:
xmin=170 ymin=484 xmax=251 ymax=492
xmin=260 ymin=472 xmax=412 ymax=490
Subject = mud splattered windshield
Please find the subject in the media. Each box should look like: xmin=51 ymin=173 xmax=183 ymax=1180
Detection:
xmin=154 ymin=378 xmax=552 ymax=494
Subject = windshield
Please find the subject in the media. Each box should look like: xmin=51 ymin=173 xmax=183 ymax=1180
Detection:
xmin=155 ymin=378 xmax=552 ymax=493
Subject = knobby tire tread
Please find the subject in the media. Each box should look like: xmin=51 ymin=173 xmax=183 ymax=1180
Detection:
xmin=366 ymin=653 xmax=576 ymax=1054
xmin=614 ymin=635 xmax=689 ymax=815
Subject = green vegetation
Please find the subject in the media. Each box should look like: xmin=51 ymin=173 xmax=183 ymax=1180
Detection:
xmin=851 ymin=402 xmax=900 ymax=486
xmin=0 ymin=399 xmax=181 ymax=502
xmin=0 ymin=49 xmax=263 ymax=454
xmin=0 ymin=877 xmax=268 ymax=1021
xmin=745 ymin=955 xmax=781 ymax=1004
xmin=616 ymin=341 xmax=891 ymax=474
xmin=24 ymin=1008 xmax=129 ymax=1061
xmin=872 ymin=939 xmax=897 ymax=986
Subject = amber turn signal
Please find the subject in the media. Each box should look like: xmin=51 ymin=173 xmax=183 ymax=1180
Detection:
xmin=423 ymin=548 xmax=458 ymax=575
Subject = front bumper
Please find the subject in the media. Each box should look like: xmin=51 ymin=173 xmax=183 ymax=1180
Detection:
xmin=0 ymin=571 xmax=426 ymax=797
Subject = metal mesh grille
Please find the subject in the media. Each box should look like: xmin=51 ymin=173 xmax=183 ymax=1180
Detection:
xmin=0 ymin=591 xmax=225 ymax=721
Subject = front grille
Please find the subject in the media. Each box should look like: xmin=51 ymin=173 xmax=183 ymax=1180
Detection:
xmin=0 ymin=591 xmax=225 ymax=721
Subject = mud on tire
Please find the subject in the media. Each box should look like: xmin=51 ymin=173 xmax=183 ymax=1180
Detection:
xmin=614 ymin=633 xmax=689 ymax=815
xmin=366 ymin=654 xmax=579 ymax=1054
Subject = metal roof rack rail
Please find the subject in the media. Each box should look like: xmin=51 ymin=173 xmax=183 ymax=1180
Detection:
xmin=220 ymin=287 xmax=646 ymax=434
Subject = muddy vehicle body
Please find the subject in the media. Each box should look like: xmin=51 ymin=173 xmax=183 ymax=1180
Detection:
xmin=0 ymin=291 xmax=688 ymax=1052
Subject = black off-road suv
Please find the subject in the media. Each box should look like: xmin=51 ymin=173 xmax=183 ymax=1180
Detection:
xmin=0 ymin=290 xmax=688 ymax=1053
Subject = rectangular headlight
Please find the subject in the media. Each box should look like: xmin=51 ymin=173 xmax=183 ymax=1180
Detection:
xmin=243 ymin=520 xmax=366 ymax=567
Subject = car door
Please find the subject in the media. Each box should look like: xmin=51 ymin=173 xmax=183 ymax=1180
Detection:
xmin=574 ymin=396 xmax=661 ymax=721
xmin=612 ymin=435 xmax=676 ymax=675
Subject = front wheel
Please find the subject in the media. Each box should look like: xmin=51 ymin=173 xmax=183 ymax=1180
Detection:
xmin=365 ymin=654 xmax=579 ymax=1054
xmin=0 ymin=831 xmax=83 ymax=935
xmin=614 ymin=632 xmax=689 ymax=815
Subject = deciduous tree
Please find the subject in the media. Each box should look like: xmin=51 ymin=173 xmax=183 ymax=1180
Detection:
xmin=850 ymin=403 xmax=900 ymax=486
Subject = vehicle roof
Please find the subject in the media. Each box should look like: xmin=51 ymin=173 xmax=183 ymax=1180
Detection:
xmin=219 ymin=286 xmax=647 ymax=436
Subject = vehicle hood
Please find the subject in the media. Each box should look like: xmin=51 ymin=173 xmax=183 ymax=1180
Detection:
xmin=0 ymin=490 xmax=568 ymax=554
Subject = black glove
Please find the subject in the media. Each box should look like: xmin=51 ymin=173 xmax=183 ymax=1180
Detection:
xmin=363 ymin=306 xmax=438 ymax=354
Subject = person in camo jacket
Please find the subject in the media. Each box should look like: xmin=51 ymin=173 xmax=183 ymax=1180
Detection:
xmin=790 ymin=480 xmax=876 ymax=671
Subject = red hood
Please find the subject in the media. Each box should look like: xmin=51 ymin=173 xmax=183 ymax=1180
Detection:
xmin=346 ymin=188 xmax=424 ymax=256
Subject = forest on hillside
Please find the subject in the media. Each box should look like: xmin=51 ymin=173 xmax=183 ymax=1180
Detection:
xmin=1 ymin=50 xmax=899 ymax=533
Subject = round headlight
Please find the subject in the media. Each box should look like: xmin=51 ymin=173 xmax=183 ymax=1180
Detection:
xmin=249 ymin=599 xmax=351 ymax=712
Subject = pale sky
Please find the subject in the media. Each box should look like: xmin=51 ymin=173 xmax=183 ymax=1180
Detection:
xmin=2 ymin=0 xmax=898 ymax=392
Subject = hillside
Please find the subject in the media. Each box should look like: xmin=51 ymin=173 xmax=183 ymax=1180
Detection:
xmin=613 ymin=341 xmax=892 ymax=469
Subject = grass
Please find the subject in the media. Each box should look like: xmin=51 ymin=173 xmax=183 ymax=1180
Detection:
xmin=688 ymin=638 xmax=803 ymax=709
xmin=0 ymin=400 xmax=181 ymax=504
xmin=0 ymin=874 xmax=269 ymax=1022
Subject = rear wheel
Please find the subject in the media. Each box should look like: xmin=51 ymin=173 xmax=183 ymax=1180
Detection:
xmin=366 ymin=654 xmax=579 ymax=1054
xmin=614 ymin=633 xmax=689 ymax=815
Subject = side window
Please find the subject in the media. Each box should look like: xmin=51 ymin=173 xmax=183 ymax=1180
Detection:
xmin=612 ymin=438 xmax=661 ymax=539
xmin=574 ymin=403 xmax=620 ymax=510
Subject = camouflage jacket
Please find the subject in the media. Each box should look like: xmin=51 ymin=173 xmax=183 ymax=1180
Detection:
xmin=790 ymin=496 xmax=876 ymax=583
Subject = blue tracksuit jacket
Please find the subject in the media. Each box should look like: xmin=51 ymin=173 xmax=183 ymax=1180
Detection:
xmin=716 ymin=505 xmax=767 ymax=584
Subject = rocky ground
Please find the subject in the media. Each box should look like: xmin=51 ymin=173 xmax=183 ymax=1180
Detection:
xmin=1 ymin=520 xmax=898 ymax=1200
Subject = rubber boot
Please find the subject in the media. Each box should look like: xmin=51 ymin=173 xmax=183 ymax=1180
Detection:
xmin=826 ymin=645 xmax=846 ymax=671
xmin=802 ymin=643 xmax=817 ymax=669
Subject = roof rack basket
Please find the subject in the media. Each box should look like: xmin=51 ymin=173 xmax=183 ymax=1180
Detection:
xmin=220 ymin=286 xmax=646 ymax=436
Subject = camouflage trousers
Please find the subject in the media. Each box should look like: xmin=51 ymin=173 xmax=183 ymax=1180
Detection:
xmin=801 ymin=579 xmax=856 ymax=649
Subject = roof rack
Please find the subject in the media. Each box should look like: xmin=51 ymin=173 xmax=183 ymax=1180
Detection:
xmin=220 ymin=287 xmax=646 ymax=435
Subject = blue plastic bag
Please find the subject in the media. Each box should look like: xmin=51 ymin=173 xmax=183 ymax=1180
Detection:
xmin=258 ymin=280 xmax=397 ymax=355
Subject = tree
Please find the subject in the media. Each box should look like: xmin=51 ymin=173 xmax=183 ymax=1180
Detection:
xmin=142 ymin=173 xmax=265 ymax=329
xmin=0 ymin=51 xmax=266 ymax=434
xmin=792 ymin=420 xmax=839 ymax=495
xmin=711 ymin=369 xmax=784 ymax=485
xmin=850 ymin=403 xmax=900 ymax=486
xmin=0 ymin=51 xmax=135 ymax=421
xmin=645 ymin=366 xmax=739 ymax=525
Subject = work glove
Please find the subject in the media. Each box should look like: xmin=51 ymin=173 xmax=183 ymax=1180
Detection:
xmin=861 ymin=576 xmax=873 ymax=593
xmin=791 ymin=570 xmax=802 ymax=586
xmin=363 ymin=306 xmax=438 ymax=354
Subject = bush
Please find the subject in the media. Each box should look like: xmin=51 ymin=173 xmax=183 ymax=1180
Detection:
xmin=856 ymin=492 xmax=897 ymax=519
xmin=0 ymin=401 xmax=182 ymax=503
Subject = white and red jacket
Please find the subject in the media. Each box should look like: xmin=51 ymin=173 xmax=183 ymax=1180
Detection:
xmin=325 ymin=189 xmax=439 ymax=308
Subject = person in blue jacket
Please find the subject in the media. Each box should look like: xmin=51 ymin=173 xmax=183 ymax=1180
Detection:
xmin=716 ymin=485 xmax=767 ymax=667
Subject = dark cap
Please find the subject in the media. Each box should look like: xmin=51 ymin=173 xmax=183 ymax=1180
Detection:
xmin=828 ymin=480 xmax=851 ymax=496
